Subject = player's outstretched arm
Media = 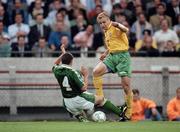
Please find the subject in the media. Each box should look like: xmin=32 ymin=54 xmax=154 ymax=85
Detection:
xmin=54 ymin=44 xmax=66 ymax=65
xmin=60 ymin=44 xmax=66 ymax=54
xmin=112 ymin=22 xmax=129 ymax=33
xmin=80 ymin=66 xmax=89 ymax=91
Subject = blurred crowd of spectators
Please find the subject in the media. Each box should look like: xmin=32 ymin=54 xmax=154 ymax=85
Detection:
xmin=0 ymin=0 xmax=179 ymax=57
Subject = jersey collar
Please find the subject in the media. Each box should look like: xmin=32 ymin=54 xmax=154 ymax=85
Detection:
xmin=105 ymin=22 xmax=112 ymax=33
xmin=108 ymin=21 xmax=112 ymax=29
xmin=61 ymin=64 xmax=72 ymax=69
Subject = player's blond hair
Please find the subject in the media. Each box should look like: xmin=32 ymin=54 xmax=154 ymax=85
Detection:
xmin=97 ymin=11 xmax=110 ymax=21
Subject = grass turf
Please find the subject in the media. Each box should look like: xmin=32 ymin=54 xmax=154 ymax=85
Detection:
xmin=0 ymin=121 xmax=179 ymax=132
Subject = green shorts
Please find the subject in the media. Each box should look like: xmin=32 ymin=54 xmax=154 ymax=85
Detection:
xmin=103 ymin=51 xmax=132 ymax=77
xmin=80 ymin=91 xmax=95 ymax=103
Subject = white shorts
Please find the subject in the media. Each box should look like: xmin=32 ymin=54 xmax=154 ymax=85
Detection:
xmin=64 ymin=96 xmax=94 ymax=116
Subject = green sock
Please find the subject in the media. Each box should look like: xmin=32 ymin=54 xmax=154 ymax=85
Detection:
xmin=102 ymin=100 xmax=121 ymax=116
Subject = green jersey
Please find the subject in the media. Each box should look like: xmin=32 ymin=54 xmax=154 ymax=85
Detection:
xmin=52 ymin=64 xmax=84 ymax=98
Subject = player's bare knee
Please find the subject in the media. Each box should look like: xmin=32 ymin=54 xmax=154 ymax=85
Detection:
xmin=93 ymin=69 xmax=100 ymax=77
xmin=92 ymin=69 xmax=97 ymax=76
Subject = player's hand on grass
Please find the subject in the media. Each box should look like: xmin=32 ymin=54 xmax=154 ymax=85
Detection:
xmin=80 ymin=66 xmax=89 ymax=77
xmin=60 ymin=44 xmax=66 ymax=54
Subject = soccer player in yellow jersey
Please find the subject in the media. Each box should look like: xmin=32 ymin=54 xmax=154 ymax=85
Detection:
xmin=93 ymin=12 xmax=133 ymax=121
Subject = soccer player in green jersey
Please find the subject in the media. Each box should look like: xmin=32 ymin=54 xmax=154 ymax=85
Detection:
xmin=52 ymin=44 xmax=127 ymax=122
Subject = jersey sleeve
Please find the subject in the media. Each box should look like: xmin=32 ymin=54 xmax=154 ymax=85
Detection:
xmin=115 ymin=27 xmax=122 ymax=36
xmin=52 ymin=64 xmax=59 ymax=73
xmin=71 ymin=70 xmax=84 ymax=90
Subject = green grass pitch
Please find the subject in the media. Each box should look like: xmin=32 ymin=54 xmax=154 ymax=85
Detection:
xmin=0 ymin=121 xmax=179 ymax=132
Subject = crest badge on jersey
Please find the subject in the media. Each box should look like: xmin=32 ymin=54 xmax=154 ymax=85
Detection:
xmin=109 ymin=32 xmax=112 ymax=38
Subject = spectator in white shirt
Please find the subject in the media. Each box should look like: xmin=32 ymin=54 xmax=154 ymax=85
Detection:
xmin=173 ymin=14 xmax=180 ymax=39
xmin=74 ymin=25 xmax=94 ymax=48
xmin=8 ymin=13 xmax=30 ymax=43
xmin=131 ymin=13 xmax=153 ymax=40
xmin=46 ymin=0 xmax=65 ymax=26
xmin=153 ymin=19 xmax=179 ymax=52
xmin=74 ymin=25 xmax=94 ymax=57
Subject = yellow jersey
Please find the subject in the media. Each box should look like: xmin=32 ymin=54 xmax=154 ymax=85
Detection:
xmin=104 ymin=23 xmax=129 ymax=53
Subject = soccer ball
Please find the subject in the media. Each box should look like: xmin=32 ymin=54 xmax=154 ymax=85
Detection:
xmin=92 ymin=111 xmax=106 ymax=122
